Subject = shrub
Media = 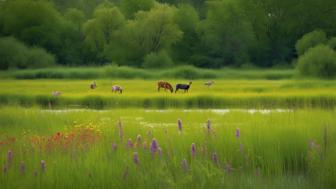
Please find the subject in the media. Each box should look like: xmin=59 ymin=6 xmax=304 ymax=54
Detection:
xmin=297 ymin=45 xmax=336 ymax=78
xmin=142 ymin=51 xmax=174 ymax=69
xmin=26 ymin=47 xmax=55 ymax=68
xmin=0 ymin=37 xmax=55 ymax=70
xmin=295 ymin=30 xmax=327 ymax=56
xmin=0 ymin=37 xmax=29 ymax=70
xmin=327 ymin=37 xmax=336 ymax=51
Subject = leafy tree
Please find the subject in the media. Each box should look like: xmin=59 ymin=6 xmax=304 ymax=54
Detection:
xmin=120 ymin=4 xmax=182 ymax=66
xmin=297 ymin=45 xmax=336 ymax=78
xmin=0 ymin=37 xmax=55 ymax=69
xmin=83 ymin=4 xmax=125 ymax=64
xmin=172 ymin=4 xmax=200 ymax=63
xmin=121 ymin=0 xmax=154 ymax=18
xmin=295 ymin=30 xmax=327 ymax=56
xmin=198 ymin=0 xmax=256 ymax=67
xmin=0 ymin=0 xmax=64 ymax=52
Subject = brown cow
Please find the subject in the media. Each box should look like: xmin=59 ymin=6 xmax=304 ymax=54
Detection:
xmin=157 ymin=81 xmax=173 ymax=93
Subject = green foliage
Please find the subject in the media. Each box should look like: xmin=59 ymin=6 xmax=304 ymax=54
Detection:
xmin=120 ymin=4 xmax=182 ymax=66
xmin=198 ymin=0 xmax=256 ymax=67
xmin=121 ymin=0 xmax=154 ymax=18
xmin=327 ymin=37 xmax=336 ymax=51
xmin=297 ymin=45 xmax=336 ymax=78
xmin=142 ymin=50 xmax=174 ymax=68
xmin=0 ymin=37 xmax=28 ymax=69
xmin=26 ymin=47 xmax=56 ymax=68
xmin=295 ymin=30 xmax=327 ymax=56
xmin=83 ymin=5 xmax=125 ymax=64
xmin=0 ymin=37 xmax=55 ymax=70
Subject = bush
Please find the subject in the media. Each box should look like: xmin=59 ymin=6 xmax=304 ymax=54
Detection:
xmin=0 ymin=37 xmax=29 ymax=70
xmin=327 ymin=37 xmax=336 ymax=51
xmin=142 ymin=51 xmax=174 ymax=69
xmin=26 ymin=47 xmax=55 ymax=68
xmin=0 ymin=37 xmax=55 ymax=70
xmin=297 ymin=45 xmax=336 ymax=78
xmin=295 ymin=30 xmax=327 ymax=56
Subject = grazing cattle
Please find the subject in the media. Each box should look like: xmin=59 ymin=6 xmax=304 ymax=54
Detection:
xmin=112 ymin=85 xmax=123 ymax=94
xmin=90 ymin=81 xmax=97 ymax=89
xmin=204 ymin=81 xmax=214 ymax=88
xmin=175 ymin=81 xmax=192 ymax=93
xmin=157 ymin=81 xmax=173 ymax=93
xmin=52 ymin=91 xmax=61 ymax=97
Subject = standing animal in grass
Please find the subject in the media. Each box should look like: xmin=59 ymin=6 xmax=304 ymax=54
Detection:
xmin=52 ymin=91 xmax=61 ymax=97
xmin=175 ymin=81 xmax=192 ymax=93
xmin=112 ymin=85 xmax=123 ymax=94
xmin=157 ymin=81 xmax=173 ymax=93
xmin=90 ymin=81 xmax=97 ymax=89
xmin=204 ymin=81 xmax=214 ymax=88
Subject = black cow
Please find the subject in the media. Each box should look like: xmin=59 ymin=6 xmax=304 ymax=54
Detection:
xmin=175 ymin=81 xmax=192 ymax=93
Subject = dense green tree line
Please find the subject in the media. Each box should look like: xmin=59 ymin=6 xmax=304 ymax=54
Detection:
xmin=0 ymin=0 xmax=336 ymax=69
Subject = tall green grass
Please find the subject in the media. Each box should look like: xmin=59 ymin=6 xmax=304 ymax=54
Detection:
xmin=0 ymin=79 xmax=335 ymax=109
xmin=0 ymin=108 xmax=335 ymax=188
xmin=0 ymin=66 xmax=295 ymax=80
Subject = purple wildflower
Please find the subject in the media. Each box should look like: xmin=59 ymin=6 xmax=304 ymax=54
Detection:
xmin=33 ymin=169 xmax=38 ymax=177
xmin=150 ymin=138 xmax=158 ymax=154
xmin=181 ymin=159 xmax=188 ymax=172
xmin=133 ymin=152 xmax=140 ymax=165
xmin=7 ymin=150 xmax=13 ymax=163
xmin=112 ymin=143 xmax=117 ymax=151
xmin=191 ymin=143 xmax=196 ymax=158
xmin=177 ymin=119 xmax=182 ymax=132
xmin=127 ymin=138 xmax=133 ymax=148
xmin=20 ymin=161 xmax=26 ymax=175
xmin=41 ymin=160 xmax=46 ymax=172
xmin=212 ymin=152 xmax=218 ymax=165
xmin=235 ymin=128 xmax=240 ymax=139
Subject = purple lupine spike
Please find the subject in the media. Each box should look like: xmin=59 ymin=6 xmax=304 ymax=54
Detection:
xmin=112 ymin=143 xmax=117 ymax=151
xmin=150 ymin=138 xmax=158 ymax=154
xmin=41 ymin=160 xmax=46 ymax=172
xmin=7 ymin=150 xmax=13 ymax=163
xmin=181 ymin=159 xmax=188 ymax=172
xmin=212 ymin=152 xmax=218 ymax=165
xmin=207 ymin=120 xmax=211 ymax=133
xmin=118 ymin=119 xmax=123 ymax=141
xmin=177 ymin=119 xmax=182 ymax=132
xmin=133 ymin=152 xmax=140 ymax=165
xmin=235 ymin=128 xmax=240 ymax=139
xmin=20 ymin=161 xmax=26 ymax=175
xmin=127 ymin=138 xmax=133 ymax=148
xmin=191 ymin=143 xmax=196 ymax=158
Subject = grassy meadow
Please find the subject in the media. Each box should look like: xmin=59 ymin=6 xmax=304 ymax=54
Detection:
xmin=0 ymin=79 xmax=336 ymax=109
xmin=0 ymin=108 xmax=336 ymax=189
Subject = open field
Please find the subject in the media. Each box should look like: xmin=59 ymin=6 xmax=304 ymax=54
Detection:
xmin=0 ymin=79 xmax=336 ymax=109
xmin=0 ymin=107 xmax=335 ymax=189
